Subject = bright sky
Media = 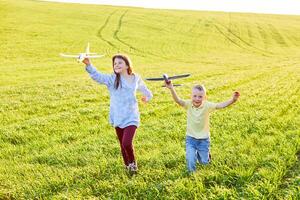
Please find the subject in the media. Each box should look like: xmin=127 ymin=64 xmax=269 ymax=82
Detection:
xmin=44 ymin=0 xmax=300 ymax=15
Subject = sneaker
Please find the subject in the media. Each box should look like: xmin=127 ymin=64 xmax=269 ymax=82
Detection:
xmin=128 ymin=162 xmax=138 ymax=174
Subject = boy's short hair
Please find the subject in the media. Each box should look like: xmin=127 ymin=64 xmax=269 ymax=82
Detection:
xmin=193 ymin=84 xmax=206 ymax=95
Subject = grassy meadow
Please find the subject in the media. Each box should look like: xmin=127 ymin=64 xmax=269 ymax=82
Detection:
xmin=0 ymin=0 xmax=299 ymax=199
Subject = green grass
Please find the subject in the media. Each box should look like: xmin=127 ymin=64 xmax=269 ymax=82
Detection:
xmin=0 ymin=0 xmax=299 ymax=199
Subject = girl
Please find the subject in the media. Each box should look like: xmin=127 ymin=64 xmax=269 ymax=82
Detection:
xmin=83 ymin=54 xmax=153 ymax=174
xmin=166 ymin=82 xmax=239 ymax=173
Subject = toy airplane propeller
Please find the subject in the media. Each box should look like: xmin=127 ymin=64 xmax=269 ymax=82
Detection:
xmin=60 ymin=43 xmax=105 ymax=62
xmin=146 ymin=73 xmax=191 ymax=87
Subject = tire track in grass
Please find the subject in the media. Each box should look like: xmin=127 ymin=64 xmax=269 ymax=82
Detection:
xmin=217 ymin=14 xmax=274 ymax=55
xmin=113 ymin=10 xmax=169 ymax=60
xmin=113 ymin=10 xmax=161 ymax=57
xmin=220 ymin=15 xmax=265 ymax=53
xmin=96 ymin=10 xmax=145 ymax=57
xmin=213 ymin=24 xmax=268 ymax=56
xmin=96 ymin=10 xmax=119 ymax=50
xmin=256 ymin=23 xmax=273 ymax=52
xmin=268 ymin=24 xmax=288 ymax=47
xmin=113 ymin=10 xmax=147 ymax=58
xmin=285 ymin=33 xmax=300 ymax=47
xmin=246 ymin=22 xmax=254 ymax=44
xmin=214 ymin=20 xmax=274 ymax=56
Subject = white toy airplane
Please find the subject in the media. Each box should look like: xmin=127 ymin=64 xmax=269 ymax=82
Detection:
xmin=60 ymin=43 xmax=105 ymax=62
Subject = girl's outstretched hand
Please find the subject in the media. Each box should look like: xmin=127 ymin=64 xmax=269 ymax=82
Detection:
xmin=233 ymin=91 xmax=240 ymax=102
xmin=141 ymin=96 xmax=148 ymax=103
xmin=82 ymin=58 xmax=91 ymax=66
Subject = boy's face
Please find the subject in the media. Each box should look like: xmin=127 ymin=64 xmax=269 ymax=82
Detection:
xmin=191 ymin=89 xmax=205 ymax=107
xmin=113 ymin=58 xmax=128 ymax=74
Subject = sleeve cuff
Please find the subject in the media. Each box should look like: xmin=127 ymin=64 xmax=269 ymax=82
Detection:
xmin=85 ymin=64 xmax=96 ymax=73
xmin=146 ymin=93 xmax=153 ymax=102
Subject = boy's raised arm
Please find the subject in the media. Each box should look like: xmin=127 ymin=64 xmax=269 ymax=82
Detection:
xmin=216 ymin=92 xmax=240 ymax=109
xmin=166 ymin=81 xmax=185 ymax=107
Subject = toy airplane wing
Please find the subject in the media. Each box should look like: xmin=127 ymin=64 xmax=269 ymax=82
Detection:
xmin=168 ymin=74 xmax=190 ymax=80
xmin=85 ymin=55 xmax=105 ymax=58
xmin=145 ymin=77 xmax=165 ymax=81
xmin=145 ymin=74 xmax=190 ymax=81
xmin=60 ymin=53 xmax=79 ymax=58
xmin=60 ymin=43 xmax=105 ymax=61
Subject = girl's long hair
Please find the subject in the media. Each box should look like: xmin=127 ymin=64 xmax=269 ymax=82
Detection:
xmin=112 ymin=54 xmax=133 ymax=89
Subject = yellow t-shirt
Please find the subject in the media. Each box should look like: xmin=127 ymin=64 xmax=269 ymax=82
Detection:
xmin=182 ymin=100 xmax=217 ymax=139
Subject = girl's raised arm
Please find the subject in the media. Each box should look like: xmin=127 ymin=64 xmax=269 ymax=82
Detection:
xmin=83 ymin=58 xmax=113 ymax=87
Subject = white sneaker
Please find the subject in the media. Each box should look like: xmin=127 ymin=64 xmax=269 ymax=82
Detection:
xmin=128 ymin=162 xmax=138 ymax=174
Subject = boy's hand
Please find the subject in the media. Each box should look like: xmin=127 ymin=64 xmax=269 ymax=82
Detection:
xmin=82 ymin=57 xmax=91 ymax=66
xmin=233 ymin=91 xmax=240 ymax=102
xmin=165 ymin=80 xmax=173 ymax=89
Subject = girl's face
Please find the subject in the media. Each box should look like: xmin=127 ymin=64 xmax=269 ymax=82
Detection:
xmin=113 ymin=57 xmax=128 ymax=74
xmin=191 ymin=88 xmax=206 ymax=107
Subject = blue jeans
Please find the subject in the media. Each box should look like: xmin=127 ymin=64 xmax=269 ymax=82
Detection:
xmin=186 ymin=136 xmax=210 ymax=172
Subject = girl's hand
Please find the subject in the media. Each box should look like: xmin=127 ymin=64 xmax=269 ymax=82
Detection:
xmin=82 ymin=57 xmax=91 ymax=66
xmin=141 ymin=96 xmax=148 ymax=103
xmin=233 ymin=91 xmax=240 ymax=101
xmin=165 ymin=81 xmax=173 ymax=89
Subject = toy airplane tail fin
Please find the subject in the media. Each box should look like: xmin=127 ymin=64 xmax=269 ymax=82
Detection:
xmin=86 ymin=43 xmax=90 ymax=54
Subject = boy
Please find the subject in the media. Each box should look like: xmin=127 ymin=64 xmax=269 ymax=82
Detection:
xmin=166 ymin=82 xmax=240 ymax=172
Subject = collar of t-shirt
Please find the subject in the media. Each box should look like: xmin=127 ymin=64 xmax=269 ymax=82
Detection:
xmin=191 ymin=101 xmax=205 ymax=109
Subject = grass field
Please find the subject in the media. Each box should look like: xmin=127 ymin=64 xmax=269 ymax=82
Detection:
xmin=0 ymin=0 xmax=299 ymax=199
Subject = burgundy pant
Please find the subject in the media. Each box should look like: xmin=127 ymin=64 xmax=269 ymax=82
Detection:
xmin=115 ymin=125 xmax=137 ymax=166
